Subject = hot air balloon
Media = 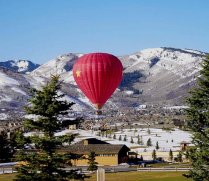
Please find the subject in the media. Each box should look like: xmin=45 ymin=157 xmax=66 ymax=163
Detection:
xmin=73 ymin=53 xmax=123 ymax=113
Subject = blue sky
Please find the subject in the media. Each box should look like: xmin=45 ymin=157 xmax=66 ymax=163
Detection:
xmin=0 ymin=0 xmax=209 ymax=64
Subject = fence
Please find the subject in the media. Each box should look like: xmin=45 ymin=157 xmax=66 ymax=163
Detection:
xmin=137 ymin=167 xmax=191 ymax=172
xmin=0 ymin=167 xmax=16 ymax=174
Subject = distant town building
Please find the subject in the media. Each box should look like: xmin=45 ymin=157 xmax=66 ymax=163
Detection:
xmin=128 ymin=151 xmax=138 ymax=159
xmin=68 ymin=124 xmax=77 ymax=130
xmin=172 ymin=118 xmax=185 ymax=128
xmin=180 ymin=141 xmax=190 ymax=150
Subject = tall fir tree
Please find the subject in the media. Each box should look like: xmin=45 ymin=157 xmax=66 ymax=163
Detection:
xmin=146 ymin=138 xmax=152 ymax=146
xmin=0 ymin=131 xmax=13 ymax=162
xmin=169 ymin=149 xmax=173 ymax=162
xmin=137 ymin=136 xmax=140 ymax=145
xmin=141 ymin=135 xmax=144 ymax=145
xmin=87 ymin=152 xmax=98 ymax=171
xmin=15 ymin=75 xmax=84 ymax=181
xmin=177 ymin=151 xmax=183 ymax=163
xmin=185 ymin=55 xmax=209 ymax=180
xmin=156 ymin=141 xmax=159 ymax=150
xmin=152 ymin=149 xmax=157 ymax=160
xmin=130 ymin=136 xmax=134 ymax=143
xmin=123 ymin=135 xmax=127 ymax=142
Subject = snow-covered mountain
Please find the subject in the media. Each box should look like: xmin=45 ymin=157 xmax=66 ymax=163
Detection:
xmin=0 ymin=60 xmax=40 ymax=73
xmin=119 ymin=47 xmax=206 ymax=105
xmin=0 ymin=67 xmax=31 ymax=119
xmin=30 ymin=47 xmax=206 ymax=106
xmin=0 ymin=47 xmax=207 ymax=119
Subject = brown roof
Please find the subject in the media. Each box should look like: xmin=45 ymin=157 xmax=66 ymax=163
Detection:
xmin=180 ymin=141 xmax=190 ymax=144
xmin=128 ymin=151 xmax=138 ymax=155
xmin=75 ymin=138 xmax=109 ymax=145
xmin=63 ymin=144 xmax=130 ymax=154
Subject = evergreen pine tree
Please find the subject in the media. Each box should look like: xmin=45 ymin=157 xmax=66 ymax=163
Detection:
xmin=152 ymin=149 xmax=157 ymax=160
xmin=146 ymin=138 xmax=152 ymax=146
xmin=169 ymin=149 xmax=173 ymax=162
xmin=0 ymin=131 xmax=13 ymax=162
xmin=141 ymin=135 xmax=144 ymax=145
xmin=119 ymin=135 xmax=122 ymax=141
xmin=137 ymin=136 xmax=140 ymax=145
xmin=123 ymin=135 xmax=127 ymax=142
xmin=185 ymin=55 xmax=209 ymax=180
xmin=140 ymin=155 xmax=143 ymax=161
xmin=15 ymin=75 xmax=84 ymax=181
xmin=156 ymin=141 xmax=159 ymax=150
xmin=87 ymin=152 xmax=98 ymax=171
xmin=130 ymin=136 xmax=134 ymax=143
xmin=177 ymin=151 xmax=183 ymax=162
xmin=137 ymin=134 xmax=139 ymax=139
xmin=185 ymin=150 xmax=189 ymax=160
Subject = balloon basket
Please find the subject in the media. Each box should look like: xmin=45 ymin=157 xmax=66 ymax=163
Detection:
xmin=96 ymin=110 xmax=102 ymax=115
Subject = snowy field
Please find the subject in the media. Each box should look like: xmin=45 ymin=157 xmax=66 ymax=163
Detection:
xmin=55 ymin=128 xmax=192 ymax=153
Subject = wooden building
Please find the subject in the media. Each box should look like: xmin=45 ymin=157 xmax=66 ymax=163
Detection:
xmin=64 ymin=138 xmax=130 ymax=166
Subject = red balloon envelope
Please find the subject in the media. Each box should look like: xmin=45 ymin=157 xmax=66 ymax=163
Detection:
xmin=73 ymin=53 xmax=123 ymax=110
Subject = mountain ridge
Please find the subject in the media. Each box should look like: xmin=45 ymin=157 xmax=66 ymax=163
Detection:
xmin=0 ymin=60 xmax=40 ymax=73
xmin=0 ymin=47 xmax=207 ymax=119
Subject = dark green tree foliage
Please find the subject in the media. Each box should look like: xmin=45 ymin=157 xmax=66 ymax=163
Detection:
xmin=130 ymin=136 xmax=134 ymax=143
xmin=123 ymin=135 xmax=127 ymax=142
xmin=87 ymin=152 xmax=98 ymax=171
xmin=177 ymin=151 xmax=183 ymax=162
xmin=137 ymin=136 xmax=140 ymax=145
xmin=152 ymin=149 xmax=157 ymax=160
xmin=169 ymin=149 xmax=173 ymax=162
xmin=10 ymin=131 xmax=30 ymax=150
xmin=140 ymin=155 xmax=143 ymax=161
xmin=0 ymin=131 xmax=13 ymax=162
xmin=15 ymin=75 xmax=84 ymax=181
xmin=185 ymin=150 xmax=189 ymax=160
xmin=146 ymin=138 xmax=152 ymax=146
xmin=156 ymin=141 xmax=159 ymax=150
xmin=141 ymin=135 xmax=144 ymax=145
xmin=185 ymin=55 xmax=209 ymax=180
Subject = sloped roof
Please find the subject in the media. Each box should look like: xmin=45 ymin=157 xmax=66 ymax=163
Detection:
xmin=75 ymin=138 xmax=109 ymax=145
xmin=63 ymin=144 xmax=130 ymax=154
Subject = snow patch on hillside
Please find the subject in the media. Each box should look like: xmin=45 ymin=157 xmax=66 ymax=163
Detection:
xmin=11 ymin=87 xmax=27 ymax=95
xmin=0 ymin=113 xmax=8 ymax=120
xmin=0 ymin=94 xmax=12 ymax=102
xmin=16 ymin=60 xmax=29 ymax=72
xmin=0 ymin=72 xmax=19 ymax=86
